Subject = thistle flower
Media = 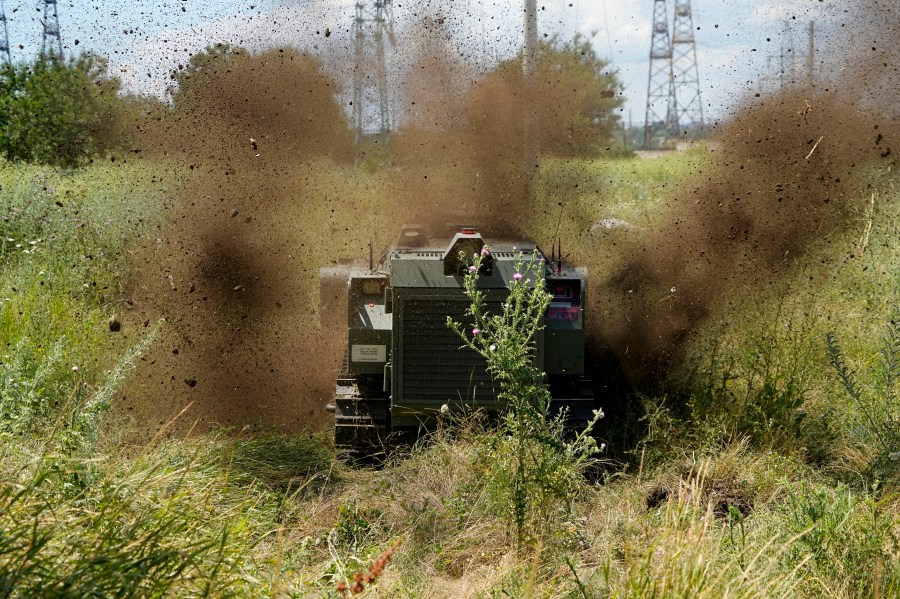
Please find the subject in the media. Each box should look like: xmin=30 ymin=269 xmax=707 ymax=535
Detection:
xmin=472 ymin=328 xmax=480 ymax=335
xmin=469 ymin=265 xmax=477 ymax=272
xmin=513 ymin=273 xmax=523 ymax=281
xmin=481 ymin=246 xmax=490 ymax=256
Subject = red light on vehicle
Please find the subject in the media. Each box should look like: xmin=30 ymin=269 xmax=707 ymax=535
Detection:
xmin=551 ymin=285 xmax=573 ymax=299
xmin=461 ymin=227 xmax=476 ymax=235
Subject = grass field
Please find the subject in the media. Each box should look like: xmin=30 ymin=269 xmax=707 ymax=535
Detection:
xmin=1 ymin=149 xmax=898 ymax=597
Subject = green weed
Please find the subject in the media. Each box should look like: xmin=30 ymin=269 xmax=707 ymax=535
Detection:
xmin=777 ymin=481 xmax=899 ymax=597
xmin=826 ymin=304 xmax=900 ymax=482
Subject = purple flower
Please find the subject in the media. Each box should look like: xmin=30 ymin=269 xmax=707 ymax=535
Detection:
xmin=472 ymin=328 xmax=480 ymax=335
xmin=469 ymin=265 xmax=477 ymax=272
xmin=513 ymin=273 xmax=523 ymax=281
xmin=481 ymin=247 xmax=490 ymax=256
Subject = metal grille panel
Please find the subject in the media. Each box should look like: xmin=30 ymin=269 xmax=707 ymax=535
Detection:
xmin=400 ymin=297 xmax=499 ymax=404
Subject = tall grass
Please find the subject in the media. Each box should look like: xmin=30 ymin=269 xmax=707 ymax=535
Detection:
xmin=0 ymin=160 xmax=170 ymax=395
xmin=1 ymin=153 xmax=899 ymax=596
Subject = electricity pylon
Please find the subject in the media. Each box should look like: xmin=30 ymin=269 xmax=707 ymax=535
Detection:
xmin=780 ymin=20 xmax=801 ymax=90
xmin=41 ymin=0 xmax=63 ymax=60
xmin=0 ymin=0 xmax=11 ymax=65
xmin=670 ymin=0 xmax=704 ymax=130
xmin=352 ymin=1 xmax=394 ymax=146
xmin=643 ymin=0 xmax=676 ymax=149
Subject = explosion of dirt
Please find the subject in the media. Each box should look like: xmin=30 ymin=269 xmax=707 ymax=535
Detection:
xmin=116 ymin=1 xmax=898 ymax=434
xmin=597 ymin=91 xmax=896 ymax=383
xmin=119 ymin=48 xmax=358 ymax=434
xmin=594 ymin=0 xmax=899 ymax=384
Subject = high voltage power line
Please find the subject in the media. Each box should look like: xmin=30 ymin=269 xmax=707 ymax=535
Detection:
xmin=643 ymin=0 xmax=704 ymax=149
xmin=41 ymin=0 xmax=63 ymax=59
xmin=0 ymin=0 xmax=11 ymax=65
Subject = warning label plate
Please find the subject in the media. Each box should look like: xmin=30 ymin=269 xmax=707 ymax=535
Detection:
xmin=351 ymin=344 xmax=386 ymax=363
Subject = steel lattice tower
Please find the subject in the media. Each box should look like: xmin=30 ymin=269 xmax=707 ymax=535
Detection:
xmin=41 ymin=0 xmax=63 ymax=59
xmin=352 ymin=1 xmax=394 ymax=146
xmin=643 ymin=0 xmax=676 ymax=149
xmin=0 ymin=0 xmax=11 ymax=65
xmin=670 ymin=0 xmax=703 ymax=130
xmin=780 ymin=20 xmax=797 ymax=90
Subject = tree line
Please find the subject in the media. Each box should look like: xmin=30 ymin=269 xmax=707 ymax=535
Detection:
xmin=0 ymin=37 xmax=625 ymax=169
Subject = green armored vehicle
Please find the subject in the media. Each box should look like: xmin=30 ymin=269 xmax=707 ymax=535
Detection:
xmin=323 ymin=225 xmax=594 ymax=454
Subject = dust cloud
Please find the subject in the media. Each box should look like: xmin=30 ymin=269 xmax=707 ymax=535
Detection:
xmin=119 ymin=48 xmax=356 ymax=435
xmin=115 ymin=1 xmax=897 ymax=434
xmin=595 ymin=0 xmax=899 ymax=385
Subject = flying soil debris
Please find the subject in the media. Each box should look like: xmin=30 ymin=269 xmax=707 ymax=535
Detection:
xmin=117 ymin=0 xmax=898 ymax=435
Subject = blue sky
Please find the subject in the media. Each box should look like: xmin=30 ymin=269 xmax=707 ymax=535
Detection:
xmin=3 ymin=0 xmax=836 ymax=126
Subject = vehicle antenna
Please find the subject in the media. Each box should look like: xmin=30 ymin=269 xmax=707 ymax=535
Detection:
xmin=551 ymin=202 xmax=563 ymax=271
xmin=557 ymin=237 xmax=562 ymax=274
xmin=552 ymin=203 xmax=564 ymax=244
xmin=369 ymin=240 xmax=374 ymax=273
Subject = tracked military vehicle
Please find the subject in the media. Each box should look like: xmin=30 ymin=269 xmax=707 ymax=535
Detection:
xmin=322 ymin=225 xmax=594 ymax=454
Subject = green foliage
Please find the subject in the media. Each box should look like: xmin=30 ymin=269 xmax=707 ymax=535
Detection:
xmin=0 ymin=53 xmax=123 ymax=167
xmin=683 ymin=310 xmax=816 ymax=451
xmin=826 ymin=304 xmax=900 ymax=481
xmin=0 ymin=311 xmax=269 ymax=597
xmin=448 ymin=250 xmax=602 ymax=548
xmin=490 ymin=33 xmax=626 ymax=158
xmin=777 ymin=482 xmax=899 ymax=597
xmin=0 ymin=337 xmax=71 ymax=437
xmin=226 ymin=433 xmax=335 ymax=493
xmin=0 ymin=164 xmax=166 ymax=445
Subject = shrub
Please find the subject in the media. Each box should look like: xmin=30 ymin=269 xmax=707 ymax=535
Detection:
xmin=683 ymin=311 xmax=816 ymax=452
xmin=0 ymin=53 xmax=124 ymax=167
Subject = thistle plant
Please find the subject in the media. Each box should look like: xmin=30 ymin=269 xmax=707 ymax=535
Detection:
xmin=448 ymin=248 xmax=602 ymax=548
xmin=826 ymin=304 xmax=900 ymax=479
